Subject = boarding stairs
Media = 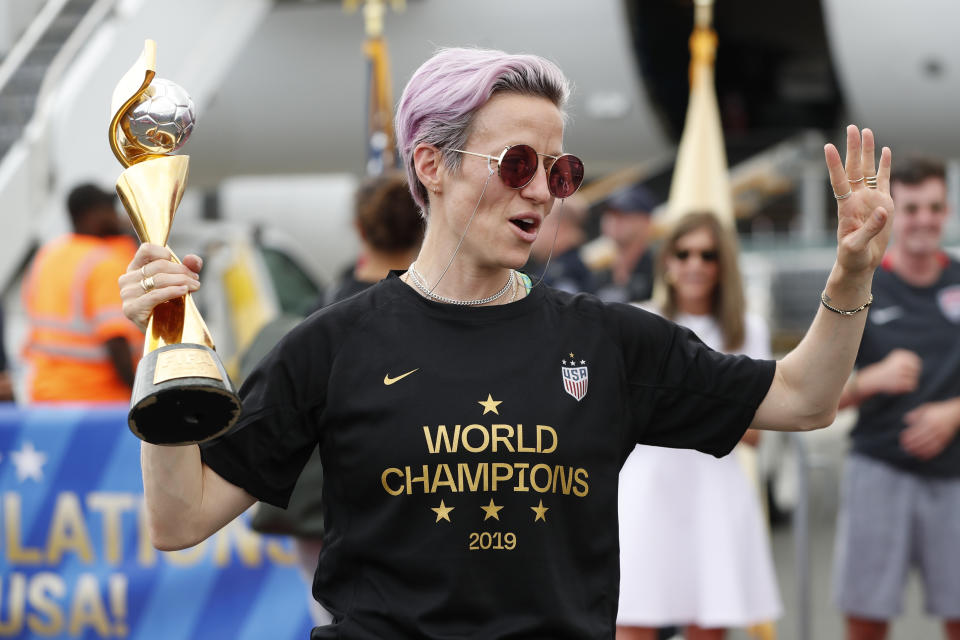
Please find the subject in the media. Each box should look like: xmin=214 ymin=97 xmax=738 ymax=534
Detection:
xmin=0 ymin=0 xmax=99 ymax=163
xmin=0 ymin=0 xmax=270 ymax=292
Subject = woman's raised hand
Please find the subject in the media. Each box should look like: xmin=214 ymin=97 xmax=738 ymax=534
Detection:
xmin=824 ymin=125 xmax=894 ymax=277
xmin=119 ymin=243 xmax=202 ymax=332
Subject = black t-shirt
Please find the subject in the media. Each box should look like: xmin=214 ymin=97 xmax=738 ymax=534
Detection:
xmin=852 ymin=257 xmax=960 ymax=476
xmin=200 ymin=273 xmax=774 ymax=639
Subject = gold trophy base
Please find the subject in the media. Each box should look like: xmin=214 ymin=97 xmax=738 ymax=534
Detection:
xmin=129 ymin=343 xmax=241 ymax=446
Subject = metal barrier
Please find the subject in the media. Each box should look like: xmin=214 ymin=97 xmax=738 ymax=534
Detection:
xmin=789 ymin=431 xmax=811 ymax=640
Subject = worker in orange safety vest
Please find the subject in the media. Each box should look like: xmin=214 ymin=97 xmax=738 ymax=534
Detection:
xmin=22 ymin=184 xmax=143 ymax=402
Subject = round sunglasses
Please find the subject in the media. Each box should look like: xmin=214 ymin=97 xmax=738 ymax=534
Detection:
xmin=673 ymin=248 xmax=719 ymax=262
xmin=449 ymin=144 xmax=585 ymax=199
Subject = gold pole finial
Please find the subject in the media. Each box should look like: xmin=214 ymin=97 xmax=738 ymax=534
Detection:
xmin=689 ymin=0 xmax=718 ymax=77
xmin=694 ymin=0 xmax=714 ymax=29
xmin=665 ymin=0 xmax=734 ymax=229
xmin=343 ymin=0 xmax=405 ymax=38
xmin=364 ymin=0 xmax=385 ymax=37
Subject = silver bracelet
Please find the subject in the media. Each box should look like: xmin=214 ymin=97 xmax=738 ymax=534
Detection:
xmin=820 ymin=290 xmax=873 ymax=316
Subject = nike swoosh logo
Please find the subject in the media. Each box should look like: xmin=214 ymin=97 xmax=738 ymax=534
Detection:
xmin=384 ymin=369 xmax=419 ymax=385
xmin=870 ymin=306 xmax=904 ymax=326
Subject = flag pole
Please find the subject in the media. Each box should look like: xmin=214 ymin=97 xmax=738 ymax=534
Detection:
xmin=344 ymin=0 xmax=404 ymax=175
xmin=663 ymin=0 xmax=735 ymax=228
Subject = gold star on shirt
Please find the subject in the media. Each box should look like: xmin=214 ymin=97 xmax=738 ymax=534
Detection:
xmin=569 ymin=352 xmax=575 ymax=359
xmin=432 ymin=500 xmax=454 ymax=523
xmin=531 ymin=500 xmax=549 ymax=522
xmin=478 ymin=394 xmax=502 ymax=415
xmin=480 ymin=499 xmax=504 ymax=521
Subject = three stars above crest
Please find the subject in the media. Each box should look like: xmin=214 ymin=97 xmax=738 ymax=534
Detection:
xmin=561 ymin=352 xmax=587 ymax=366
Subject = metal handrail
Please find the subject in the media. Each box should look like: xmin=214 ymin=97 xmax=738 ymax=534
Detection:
xmin=0 ymin=0 xmax=71 ymax=96
xmin=788 ymin=431 xmax=811 ymax=640
xmin=32 ymin=0 xmax=118 ymax=122
xmin=0 ymin=0 xmax=121 ymax=295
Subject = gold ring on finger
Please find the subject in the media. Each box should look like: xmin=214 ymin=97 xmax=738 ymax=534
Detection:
xmin=865 ymin=175 xmax=878 ymax=189
xmin=848 ymin=176 xmax=865 ymax=184
xmin=834 ymin=190 xmax=853 ymax=200
xmin=140 ymin=265 xmax=148 ymax=278
xmin=140 ymin=276 xmax=156 ymax=293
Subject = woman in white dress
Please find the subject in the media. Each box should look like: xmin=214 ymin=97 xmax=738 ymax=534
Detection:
xmin=617 ymin=212 xmax=782 ymax=640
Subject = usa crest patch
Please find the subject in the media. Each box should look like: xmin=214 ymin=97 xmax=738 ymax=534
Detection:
xmin=561 ymin=354 xmax=588 ymax=401
xmin=938 ymin=285 xmax=960 ymax=323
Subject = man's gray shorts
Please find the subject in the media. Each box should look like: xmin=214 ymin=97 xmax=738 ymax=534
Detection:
xmin=833 ymin=453 xmax=960 ymax=620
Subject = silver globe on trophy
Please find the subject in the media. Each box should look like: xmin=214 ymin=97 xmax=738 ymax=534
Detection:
xmin=124 ymin=78 xmax=196 ymax=154
xmin=109 ymin=40 xmax=241 ymax=446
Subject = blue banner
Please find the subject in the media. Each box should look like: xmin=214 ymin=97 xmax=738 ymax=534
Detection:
xmin=0 ymin=405 xmax=313 ymax=639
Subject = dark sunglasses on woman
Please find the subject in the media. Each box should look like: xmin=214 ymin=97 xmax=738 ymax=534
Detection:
xmin=449 ymin=144 xmax=585 ymax=198
xmin=674 ymin=249 xmax=719 ymax=262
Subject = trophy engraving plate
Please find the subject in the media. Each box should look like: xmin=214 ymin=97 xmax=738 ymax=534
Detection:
xmin=154 ymin=348 xmax=223 ymax=384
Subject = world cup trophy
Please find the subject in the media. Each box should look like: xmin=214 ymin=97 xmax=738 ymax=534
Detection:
xmin=109 ymin=40 xmax=241 ymax=445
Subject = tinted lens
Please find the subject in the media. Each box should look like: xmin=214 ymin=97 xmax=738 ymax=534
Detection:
xmin=675 ymin=249 xmax=719 ymax=262
xmin=498 ymin=145 xmax=539 ymax=188
xmin=548 ymin=154 xmax=585 ymax=198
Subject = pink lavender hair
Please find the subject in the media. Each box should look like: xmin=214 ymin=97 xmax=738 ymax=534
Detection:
xmin=395 ymin=47 xmax=571 ymax=214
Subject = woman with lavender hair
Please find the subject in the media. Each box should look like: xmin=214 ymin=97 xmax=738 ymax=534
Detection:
xmin=119 ymin=47 xmax=892 ymax=638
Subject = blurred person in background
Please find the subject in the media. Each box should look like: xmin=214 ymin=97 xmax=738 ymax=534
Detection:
xmin=834 ymin=156 xmax=960 ymax=640
xmin=617 ymin=212 xmax=781 ymax=640
xmin=120 ymin=41 xmax=893 ymax=637
xmin=525 ymin=194 xmax=595 ymax=293
xmin=594 ymin=184 xmax=658 ymax=303
xmin=22 ymin=183 xmax=141 ymax=402
xmin=315 ymin=171 xmax=425 ymax=308
xmin=0 ymin=306 xmax=14 ymax=401
xmin=240 ymin=170 xmax=423 ymax=626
